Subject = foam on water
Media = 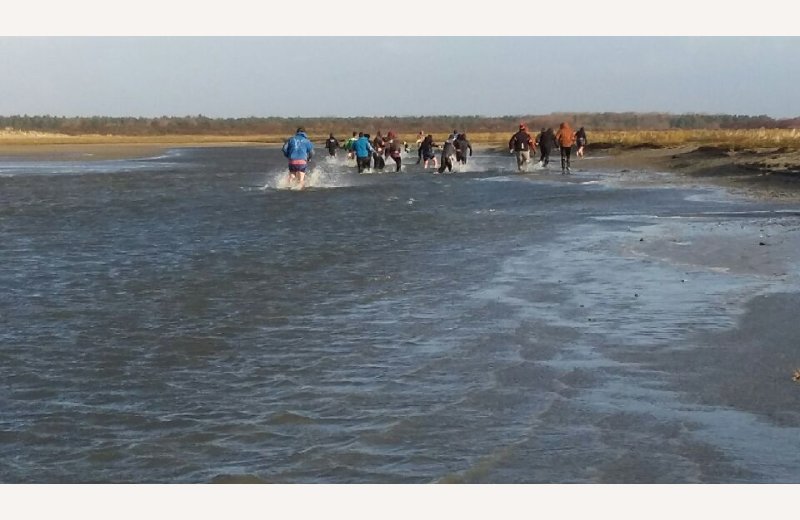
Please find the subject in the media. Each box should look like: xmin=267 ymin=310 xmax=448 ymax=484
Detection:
xmin=260 ymin=155 xmax=359 ymax=190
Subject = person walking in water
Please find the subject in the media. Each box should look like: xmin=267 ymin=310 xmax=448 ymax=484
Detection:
xmin=555 ymin=122 xmax=576 ymax=174
xmin=508 ymin=123 xmax=535 ymax=172
xmin=536 ymin=127 xmax=556 ymax=168
xmin=344 ymin=132 xmax=358 ymax=160
xmin=535 ymin=128 xmax=546 ymax=164
xmin=325 ymin=133 xmax=340 ymax=157
xmin=353 ymin=132 xmax=375 ymax=174
xmin=437 ymin=135 xmax=457 ymax=174
xmin=454 ymin=133 xmax=473 ymax=166
xmin=385 ymin=131 xmax=404 ymax=172
xmin=575 ymin=126 xmax=588 ymax=158
xmin=419 ymin=134 xmax=439 ymax=169
xmin=372 ymin=132 xmax=386 ymax=171
xmin=415 ymin=130 xmax=425 ymax=164
xmin=281 ymin=127 xmax=314 ymax=189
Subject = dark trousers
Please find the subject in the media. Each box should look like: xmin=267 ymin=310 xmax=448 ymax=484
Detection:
xmin=540 ymin=146 xmax=552 ymax=166
xmin=560 ymin=146 xmax=572 ymax=172
xmin=373 ymin=152 xmax=385 ymax=170
xmin=456 ymin=152 xmax=467 ymax=164
xmin=437 ymin=156 xmax=454 ymax=173
xmin=357 ymin=156 xmax=371 ymax=173
xmin=391 ymin=156 xmax=401 ymax=172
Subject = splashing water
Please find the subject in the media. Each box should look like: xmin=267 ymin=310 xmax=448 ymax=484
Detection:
xmin=263 ymin=154 xmax=357 ymax=190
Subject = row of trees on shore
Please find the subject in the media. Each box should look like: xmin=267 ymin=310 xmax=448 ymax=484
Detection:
xmin=2 ymin=113 xmax=799 ymax=137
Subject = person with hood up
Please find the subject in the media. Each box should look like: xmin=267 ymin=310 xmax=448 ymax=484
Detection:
xmin=555 ymin=122 xmax=576 ymax=174
xmin=352 ymin=132 xmax=375 ymax=174
xmin=437 ymin=135 xmax=457 ymax=174
xmin=508 ymin=123 xmax=536 ymax=172
xmin=454 ymin=133 xmax=473 ymax=165
xmin=325 ymin=133 xmax=340 ymax=157
xmin=281 ymin=127 xmax=314 ymax=189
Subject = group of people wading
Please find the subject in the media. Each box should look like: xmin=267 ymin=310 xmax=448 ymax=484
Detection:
xmin=413 ymin=130 xmax=474 ymax=174
xmin=509 ymin=122 xmax=588 ymax=174
xmin=281 ymin=123 xmax=586 ymax=189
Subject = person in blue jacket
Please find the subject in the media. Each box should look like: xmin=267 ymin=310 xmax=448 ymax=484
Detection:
xmin=282 ymin=127 xmax=314 ymax=189
xmin=352 ymin=132 xmax=375 ymax=174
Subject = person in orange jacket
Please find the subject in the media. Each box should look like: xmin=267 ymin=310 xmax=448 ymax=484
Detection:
xmin=555 ymin=122 xmax=576 ymax=174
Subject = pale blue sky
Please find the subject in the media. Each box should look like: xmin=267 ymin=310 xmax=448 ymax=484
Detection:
xmin=2 ymin=36 xmax=799 ymax=119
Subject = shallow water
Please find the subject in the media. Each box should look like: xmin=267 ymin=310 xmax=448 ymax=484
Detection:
xmin=1 ymin=147 xmax=799 ymax=483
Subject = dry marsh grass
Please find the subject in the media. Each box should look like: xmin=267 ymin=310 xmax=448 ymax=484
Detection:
xmin=462 ymin=129 xmax=800 ymax=150
xmin=587 ymin=129 xmax=800 ymax=150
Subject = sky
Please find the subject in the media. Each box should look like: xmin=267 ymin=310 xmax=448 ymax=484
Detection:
xmin=2 ymin=2 xmax=799 ymax=119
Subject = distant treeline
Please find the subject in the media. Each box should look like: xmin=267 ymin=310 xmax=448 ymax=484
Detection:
xmin=2 ymin=112 xmax=799 ymax=136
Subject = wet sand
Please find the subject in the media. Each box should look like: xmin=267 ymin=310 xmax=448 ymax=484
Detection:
xmin=587 ymin=146 xmax=800 ymax=426
xmin=620 ymin=214 xmax=800 ymax=426
xmin=586 ymin=145 xmax=800 ymax=201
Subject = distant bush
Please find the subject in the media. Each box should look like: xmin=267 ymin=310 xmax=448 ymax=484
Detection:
xmin=1 ymin=112 xmax=798 ymax=137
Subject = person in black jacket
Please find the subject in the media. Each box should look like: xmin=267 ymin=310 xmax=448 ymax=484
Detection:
xmin=536 ymin=127 xmax=556 ymax=167
xmin=575 ymin=127 xmax=588 ymax=158
xmin=325 ymin=133 xmax=339 ymax=157
xmin=419 ymin=134 xmax=439 ymax=169
xmin=508 ymin=124 xmax=535 ymax=172
xmin=454 ymin=133 xmax=473 ymax=165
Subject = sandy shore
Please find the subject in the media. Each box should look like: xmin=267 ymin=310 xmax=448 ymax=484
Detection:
xmin=0 ymin=141 xmax=264 ymax=161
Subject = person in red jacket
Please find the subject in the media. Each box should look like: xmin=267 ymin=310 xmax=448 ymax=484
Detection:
xmin=555 ymin=122 xmax=576 ymax=174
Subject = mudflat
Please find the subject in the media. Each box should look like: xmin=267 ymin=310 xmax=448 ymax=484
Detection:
xmin=587 ymin=145 xmax=800 ymax=200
